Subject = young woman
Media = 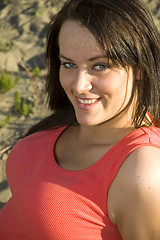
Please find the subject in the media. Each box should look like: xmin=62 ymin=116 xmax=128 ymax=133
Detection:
xmin=0 ymin=0 xmax=160 ymax=239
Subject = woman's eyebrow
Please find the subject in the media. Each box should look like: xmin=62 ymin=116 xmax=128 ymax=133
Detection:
xmin=59 ymin=54 xmax=107 ymax=62
xmin=88 ymin=55 xmax=107 ymax=61
xmin=59 ymin=55 xmax=72 ymax=61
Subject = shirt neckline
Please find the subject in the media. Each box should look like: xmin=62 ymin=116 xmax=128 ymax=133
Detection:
xmin=49 ymin=126 xmax=151 ymax=174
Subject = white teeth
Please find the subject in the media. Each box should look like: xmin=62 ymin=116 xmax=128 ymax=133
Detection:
xmin=77 ymin=98 xmax=97 ymax=104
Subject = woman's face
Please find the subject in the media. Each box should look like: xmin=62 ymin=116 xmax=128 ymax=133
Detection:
xmin=59 ymin=20 xmax=134 ymax=126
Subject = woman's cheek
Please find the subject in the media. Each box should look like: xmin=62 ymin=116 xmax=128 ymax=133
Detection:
xmin=97 ymin=76 xmax=123 ymax=94
xmin=60 ymin=77 xmax=72 ymax=95
xmin=100 ymin=70 xmax=128 ymax=93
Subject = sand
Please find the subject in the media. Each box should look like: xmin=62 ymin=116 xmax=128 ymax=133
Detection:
xmin=0 ymin=0 xmax=159 ymax=208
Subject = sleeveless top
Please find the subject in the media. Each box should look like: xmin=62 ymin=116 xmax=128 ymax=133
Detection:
xmin=0 ymin=126 xmax=160 ymax=240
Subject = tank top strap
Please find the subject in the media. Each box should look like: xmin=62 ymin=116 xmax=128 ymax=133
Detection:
xmin=102 ymin=126 xmax=160 ymax=190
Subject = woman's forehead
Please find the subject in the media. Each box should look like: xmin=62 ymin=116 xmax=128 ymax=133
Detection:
xmin=58 ymin=20 xmax=105 ymax=60
xmin=59 ymin=20 xmax=94 ymax=44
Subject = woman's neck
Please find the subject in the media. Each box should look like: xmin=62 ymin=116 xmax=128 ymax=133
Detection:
xmin=74 ymin=111 xmax=135 ymax=147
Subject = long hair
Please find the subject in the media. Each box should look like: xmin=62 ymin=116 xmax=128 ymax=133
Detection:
xmin=26 ymin=0 xmax=160 ymax=136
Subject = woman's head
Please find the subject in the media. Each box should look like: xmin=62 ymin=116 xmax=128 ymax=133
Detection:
xmin=58 ymin=20 xmax=135 ymax=127
xmin=46 ymin=0 xmax=160 ymax=127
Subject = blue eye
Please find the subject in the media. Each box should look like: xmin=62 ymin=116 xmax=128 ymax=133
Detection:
xmin=61 ymin=62 xmax=77 ymax=69
xmin=93 ymin=64 xmax=110 ymax=71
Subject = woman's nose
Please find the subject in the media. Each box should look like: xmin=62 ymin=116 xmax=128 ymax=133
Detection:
xmin=72 ymin=70 xmax=92 ymax=94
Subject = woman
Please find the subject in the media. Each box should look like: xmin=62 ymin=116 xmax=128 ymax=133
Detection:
xmin=0 ymin=0 xmax=160 ymax=239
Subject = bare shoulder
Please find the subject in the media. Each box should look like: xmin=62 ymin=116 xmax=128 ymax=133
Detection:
xmin=124 ymin=146 xmax=160 ymax=183
xmin=108 ymin=146 xmax=160 ymax=240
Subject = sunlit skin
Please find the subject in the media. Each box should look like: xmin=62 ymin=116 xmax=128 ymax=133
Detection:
xmin=59 ymin=20 xmax=135 ymax=141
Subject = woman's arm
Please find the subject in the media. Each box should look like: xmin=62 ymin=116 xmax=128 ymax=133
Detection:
xmin=108 ymin=146 xmax=160 ymax=240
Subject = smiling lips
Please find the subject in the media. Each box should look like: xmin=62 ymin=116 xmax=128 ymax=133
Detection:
xmin=76 ymin=97 xmax=101 ymax=109
xmin=77 ymin=97 xmax=99 ymax=104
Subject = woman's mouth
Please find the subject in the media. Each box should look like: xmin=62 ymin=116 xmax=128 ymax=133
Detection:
xmin=76 ymin=97 xmax=101 ymax=109
xmin=77 ymin=97 xmax=98 ymax=104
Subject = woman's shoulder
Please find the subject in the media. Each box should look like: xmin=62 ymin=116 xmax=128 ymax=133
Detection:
xmin=110 ymin=127 xmax=160 ymax=187
xmin=118 ymin=126 xmax=160 ymax=176
xmin=125 ymin=143 xmax=160 ymax=174
xmin=126 ymin=126 xmax=160 ymax=139
xmin=113 ymin=144 xmax=160 ymax=238
xmin=11 ymin=127 xmax=65 ymax=154
xmin=140 ymin=126 xmax=160 ymax=136
xmin=137 ymin=126 xmax=160 ymax=144
xmin=110 ymin=126 xmax=160 ymax=165
xmin=108 ymin=129 xmax=160 ymax=237
xmin=115 ymin=127 xmax=160 ymax=207
xmin=119 ymin=126 xmax=160 ymax=150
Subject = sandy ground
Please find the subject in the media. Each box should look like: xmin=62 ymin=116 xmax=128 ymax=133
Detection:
xmin=0 ymin=0 xmax=159 ymax=209
xmin=0 ymin=0 xmax=66 ymax=208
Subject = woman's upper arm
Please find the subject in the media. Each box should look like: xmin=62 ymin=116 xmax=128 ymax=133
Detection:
xmin=110 ymin=146 xmax=160 ymax=240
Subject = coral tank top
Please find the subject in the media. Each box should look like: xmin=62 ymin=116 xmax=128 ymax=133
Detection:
xmin=0 ymin=126 xmax=160 ymax=240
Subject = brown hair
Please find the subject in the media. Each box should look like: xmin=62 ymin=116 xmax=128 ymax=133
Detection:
xmin=26 ymin=0 xmax=160 ymax=136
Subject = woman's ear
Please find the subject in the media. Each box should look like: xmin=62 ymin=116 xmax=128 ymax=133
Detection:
xmin=136 ymin=69 xmax=142 ymax=80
